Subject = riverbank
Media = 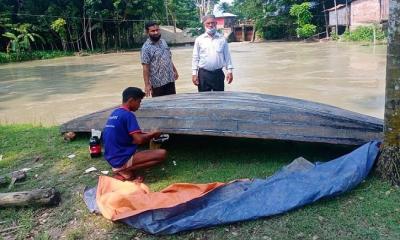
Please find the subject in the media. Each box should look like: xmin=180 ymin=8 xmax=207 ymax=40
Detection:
xmin=0 ymin=50 xmax=75 ymax=64
xmin=0 ymin=40 xmax=196 ymax=65
xmin=0 ymin=124 xmax=399 ymax=239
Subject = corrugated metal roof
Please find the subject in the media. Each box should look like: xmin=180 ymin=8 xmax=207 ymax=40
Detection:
xmin=215 ymin=12 xmax=237 ymax=18
xmin=325 ymin=4 xmax=346 ymax=12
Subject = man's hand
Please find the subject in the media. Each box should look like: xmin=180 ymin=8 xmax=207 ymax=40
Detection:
xmin=151 ymin=131 xmax=161 ymax=139
xmin=174 ymin=71 xmax=179 ymax=80
xmin=145 ymin=84 xmax=152 ymax=97
xmin=131 ymin=130 xmax=161 ymax=145
xmin=192 ymin=75 xmax=199 ymax=86
xmin=226 ymin=72 xmax=233 ymax=84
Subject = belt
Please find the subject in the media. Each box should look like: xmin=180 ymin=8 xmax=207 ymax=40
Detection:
xmin=199 ymin=68 xmax=222 ymax=73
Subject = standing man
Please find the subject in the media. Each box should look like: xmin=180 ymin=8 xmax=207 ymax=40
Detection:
xmin=192 ymin=14 xmax=233 ymax=92
xmin=141 ymin=21 xmax=179 ymax=97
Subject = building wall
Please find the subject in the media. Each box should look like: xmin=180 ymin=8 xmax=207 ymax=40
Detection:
xmin=351 ymin=0 xmax=381 ymax=27
xmin=216 ymin=18 xmax=225 ymax=29
xmin=328 ymin=7 xmax=349 ymax=26
xmin=216 ymin=17 xmax=236 ymax=29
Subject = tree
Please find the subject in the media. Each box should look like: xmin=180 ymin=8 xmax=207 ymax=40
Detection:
xmin=195 ymin=0 xmax=219 ymax=22
xmin=168 ymin=0 xmax=199 ymax=30
xmin=377 ymin=0 xmax=400 ymax=185
xmin=219 ymin=2 xmax=231 ymax=13
xmin=2 ymin=23 xmax=44 ymax=53
xmin=50 ymin=18 xmax=68 ymax=51
xmin=289 ymin=2 xmax=316 ymax=38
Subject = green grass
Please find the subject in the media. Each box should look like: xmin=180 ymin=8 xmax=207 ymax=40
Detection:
xmin=0 ymin=125 xmax=399 ymax=239
xmin=340 ymin=25 xmax=386 ymax=43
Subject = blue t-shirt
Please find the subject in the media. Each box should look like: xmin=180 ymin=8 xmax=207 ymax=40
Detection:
xmin=103 ymin=107 xmax=141 ymax=168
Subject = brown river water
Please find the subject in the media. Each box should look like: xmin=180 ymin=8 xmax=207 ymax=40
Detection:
xmin=0 ymin=41 xmax=386 ymax=126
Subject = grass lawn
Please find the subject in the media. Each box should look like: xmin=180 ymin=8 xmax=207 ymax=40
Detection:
xmin=0 ymin=125 xmax=399 ymax=240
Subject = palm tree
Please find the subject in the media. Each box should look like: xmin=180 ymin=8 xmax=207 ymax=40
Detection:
xmin=377 ymin=0 xmax=400 ymax=185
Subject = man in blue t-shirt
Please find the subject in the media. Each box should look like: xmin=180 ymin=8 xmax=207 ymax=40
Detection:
xmin=102 ymin=87 xmax=166 ymax=180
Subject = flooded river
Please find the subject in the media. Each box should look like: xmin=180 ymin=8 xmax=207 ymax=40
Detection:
xmin=0 ymin=41 xmax=386 ymax=126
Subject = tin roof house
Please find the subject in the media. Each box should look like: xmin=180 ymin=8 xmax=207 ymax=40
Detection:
xmin=215 ymin=12 xmax=237 ymax=39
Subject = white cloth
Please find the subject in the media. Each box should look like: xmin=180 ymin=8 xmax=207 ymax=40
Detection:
xmin=192 ymin=32 xmax=233 ymax=75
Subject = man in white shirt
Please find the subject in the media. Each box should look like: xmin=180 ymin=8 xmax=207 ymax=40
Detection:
xmin=192 ymin=15 xmax=233 ymax=92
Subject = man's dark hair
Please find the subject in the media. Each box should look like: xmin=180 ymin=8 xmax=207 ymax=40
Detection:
xmin=145 ymin=21 xmax=159 ymax=31
xmin=122 ymin=87 xmax=145 ymax=102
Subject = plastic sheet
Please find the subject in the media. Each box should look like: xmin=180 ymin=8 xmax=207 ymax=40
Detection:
xmin=84 ymin=141 xmax=380 ymax=234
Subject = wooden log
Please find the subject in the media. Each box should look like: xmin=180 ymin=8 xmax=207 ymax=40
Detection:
xmin=0 ymin=188 xmax=60 ymax=207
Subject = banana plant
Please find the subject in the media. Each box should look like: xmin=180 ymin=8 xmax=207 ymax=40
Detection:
xmin=2 ymin=23 xmax=45 ymax=53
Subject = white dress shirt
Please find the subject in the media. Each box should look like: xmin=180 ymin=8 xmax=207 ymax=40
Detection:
xmin=192 ymin=32 xmax=234 ymax=75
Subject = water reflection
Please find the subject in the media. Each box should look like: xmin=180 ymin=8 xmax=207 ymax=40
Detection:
xmin=0 ymin=42 xmax=386 ymax=125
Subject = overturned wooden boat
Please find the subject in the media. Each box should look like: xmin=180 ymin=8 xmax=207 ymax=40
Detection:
xmin=60 ymin=92 xmax=383 ymax=145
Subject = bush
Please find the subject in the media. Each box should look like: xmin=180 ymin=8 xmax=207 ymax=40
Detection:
xmin=0 ymin=52 xmax=9 ymax=63
xmin=0 ymin=50 xmax=74 ymax=64
xmin=296 ymin=24 xmax=316 ymax=38
xmin=341 ymin=25 xmax=386 ymax=42
xmin=330 ymin=31 xmax=340 ymax=41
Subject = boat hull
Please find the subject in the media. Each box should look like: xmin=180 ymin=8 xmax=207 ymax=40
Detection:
xmin=60 ymin=92 xmax=383 ymax=145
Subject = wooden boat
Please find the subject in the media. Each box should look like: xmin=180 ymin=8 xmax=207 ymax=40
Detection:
xmin=60 ymin=92 xmax=383 ymax=145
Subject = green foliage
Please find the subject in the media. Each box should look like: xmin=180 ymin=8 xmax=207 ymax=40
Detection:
xmin=219 ymin=2 xmax=232 ymax=13
xmin=0 ymin=50 xmax=74 ymax=64
xmin=341 ymin=25 xmax=387 ymax=42
xmin=50 ymin=18 xmax=67 ymax=40
xmin=330 ymin=31 xmax=340 ymax=41
xmin=168 ymin=0 xmax=199 ymax=29
xmin=296 ymin=23 xmax=316 ymax=38
xmin=289 ymin=2 xmax=315 ymax=39
xmin=289 ymin=2 xmax=312 ymax=26
xmin=2 ymin=24 xmax=45 ymax=53
xmin=1 ymin=0 xmax=203 ymax=54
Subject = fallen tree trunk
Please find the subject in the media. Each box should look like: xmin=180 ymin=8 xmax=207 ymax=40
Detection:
xmin=0 ymin=188 xmax=60 ymax=207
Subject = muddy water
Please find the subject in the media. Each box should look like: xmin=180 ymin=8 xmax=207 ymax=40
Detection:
xmin=0 ymin=41 xmax=386 ymax=126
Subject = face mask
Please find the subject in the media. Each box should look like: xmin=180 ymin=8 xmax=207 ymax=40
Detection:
xmin=206 ymin=27 xmax=216 ymax=35
xmin=150 ymin=34 xmax=161 ymax=42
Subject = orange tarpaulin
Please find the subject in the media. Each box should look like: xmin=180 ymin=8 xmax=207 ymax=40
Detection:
xmin=96 ymin=176 xmax=225 ymax=221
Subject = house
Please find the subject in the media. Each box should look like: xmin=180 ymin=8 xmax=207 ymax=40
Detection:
xmin=215 ymin=13 xmax=237 ymax=29
xmin=326 ymin=4 xmax=348 ymax=34
xmin=326 ymin=0 xmax=389 ymax=33
xmin=350 ymin=0 xmax=389 ymax=28
xmin=215 ymin=13 xmax=237 ymax=39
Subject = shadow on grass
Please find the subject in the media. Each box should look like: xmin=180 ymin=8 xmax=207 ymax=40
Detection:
xmin=144 ymin=134 xmax=356 ymax=189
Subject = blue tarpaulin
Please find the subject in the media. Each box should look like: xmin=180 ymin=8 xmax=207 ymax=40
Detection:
xmin=84 ymin=141 xmax=380 ymax=235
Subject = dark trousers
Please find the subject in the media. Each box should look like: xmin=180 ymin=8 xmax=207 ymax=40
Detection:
xmin=152 ymin=82 xmax=176 ymax=97
xmin=198 ymin=68 xmax=225 ymax=92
